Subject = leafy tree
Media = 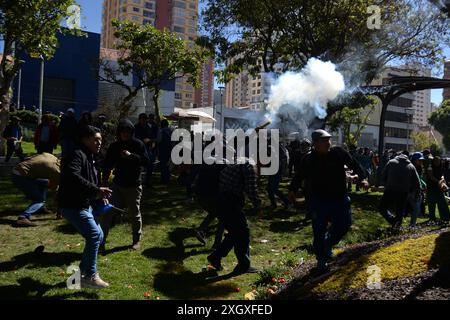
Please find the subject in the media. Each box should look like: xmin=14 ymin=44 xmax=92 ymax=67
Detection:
xmin=201 ymin=0 xmax=449 ymax=84
xmin=328 ymin=96 xmax=377 ymax=147
xmin=0 ymin=0 xmax=79 ymax=153
xmin=99 ymin=20 xmax=210 ymax=122
xmin=429 ymin=99 xmax=450 ymax=150
xmin=411 ymin=131 xmax=436 ymax=151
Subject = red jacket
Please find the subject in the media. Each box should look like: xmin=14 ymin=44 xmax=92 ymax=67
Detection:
xmin=34 ymin=123 xmax=59 ymax=147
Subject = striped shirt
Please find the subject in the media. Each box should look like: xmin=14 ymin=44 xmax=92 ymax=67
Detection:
xmin=219 ymin=162 xmax=261 ymax=210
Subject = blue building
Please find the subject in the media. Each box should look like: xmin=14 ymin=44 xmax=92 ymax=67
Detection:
xmin=13 ymin=31 xmax=100 ymax=118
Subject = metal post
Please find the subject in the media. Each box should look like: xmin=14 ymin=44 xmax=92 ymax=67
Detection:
xmin=38 ymin=56 xmax=44 ymax=124
xmin=17 ymin=68 xmax=22 ymax=108
xmin=219 ymin=86 xmax=225 ymax=133
xmin=406 ymin=114 xmax=410 ymax=152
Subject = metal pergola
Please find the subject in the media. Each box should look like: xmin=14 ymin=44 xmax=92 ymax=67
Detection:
xmin=360 ymin=76 xmax=450 ymax=156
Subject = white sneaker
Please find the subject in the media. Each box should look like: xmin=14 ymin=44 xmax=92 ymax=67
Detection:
xmin=81 ymin=273 xmax=109 ymax=289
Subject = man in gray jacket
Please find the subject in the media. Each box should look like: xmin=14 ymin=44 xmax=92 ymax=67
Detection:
xmin=380 ymin=152 xmax=420 ymax=228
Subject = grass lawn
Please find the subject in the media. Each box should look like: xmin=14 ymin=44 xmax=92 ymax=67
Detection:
xmin=0 ymin=171 xmax=428 ymax=300
xmin=20 ymin=141 xmax=61 ymax=157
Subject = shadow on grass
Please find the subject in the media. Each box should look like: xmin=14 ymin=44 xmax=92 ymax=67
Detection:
xmin=152 ymin=262 xmax=239 ymax=299
xmin=0 ymin=277 xmax=98 ymax=300
xmin=269 ymin=219 xmax=310 ymax=233
xmin=104 ymin=245 xmax=133 ymax=255
xmin=405 ymin=231 xmax=450 ymax=299
xmin=0 ymin=217 xmax=17 ymax=226
xmin=0 ymin=251 xmax=81 ymax=272
xmin=54 ymin=222 xmax=78 ymax=235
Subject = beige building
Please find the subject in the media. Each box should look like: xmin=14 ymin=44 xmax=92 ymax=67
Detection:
xmin=224 ymin=60 xmax=283 ymax=110
xmin=346 ymin=65 xmax=442 ymax=152
xmin=101 ymin=0 xmax=212 ymax=109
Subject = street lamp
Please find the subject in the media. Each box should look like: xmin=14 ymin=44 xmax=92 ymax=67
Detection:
xmin=30 ymin=52 xmax=45 ymax=124
xmin=405 ymin=107 xmax=415 ymax=152
xmin=218 ymin=86 xmax=225 ymax=132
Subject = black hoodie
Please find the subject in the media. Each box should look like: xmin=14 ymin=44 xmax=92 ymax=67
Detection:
xmin=103 ymin=119 xmax=149 ymax=187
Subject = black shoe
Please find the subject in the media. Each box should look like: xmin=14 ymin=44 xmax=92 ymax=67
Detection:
xmin=207 ymin=254 xmax=223 ymax=271
xmin=232 ymin=265 xmax=259 ymax=275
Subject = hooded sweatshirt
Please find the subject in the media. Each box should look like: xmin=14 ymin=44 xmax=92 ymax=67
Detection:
xmin=103 ymin=119 xmax=149 ymax=187
xmin=382 ymin=154 xmax=420 ymax=194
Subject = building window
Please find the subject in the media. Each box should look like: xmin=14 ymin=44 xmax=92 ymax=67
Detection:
xmin=174 ymin=1 xmax=187 ymax=9
xmin=143 ymin=19 xmax=153 ymax=25
xmin=173 ymin=26 xmax=185 ymax=33
xmin=132 ymin=16 xmax=139 ymax=21
xmin=174 ymin=17 xmax=185 ymax=25
xmin=144 ymin=2 xmax=153 ymax=9
xmin=173 ymin=7 xmax=185 ymax=17
xmin=133 ymin=7 xmax=140 ymax=12
xmin=175 ymin=93 xmax=182 ymax=100
xmin=143 ymin=10 xmax=155 ymax=18
xmin=133 ymin=0 xmax=141 ymax=3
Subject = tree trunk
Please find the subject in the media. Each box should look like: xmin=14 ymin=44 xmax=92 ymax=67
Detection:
xmin=119 ymin=90 xmax=139 ymax=119
xmin=153 ymin=89 xmax=161 ymax=125
xmin=378 ymin=99 xmax=388 ymax=157
xmin=0 ymin=90 xmax=11 ymax=156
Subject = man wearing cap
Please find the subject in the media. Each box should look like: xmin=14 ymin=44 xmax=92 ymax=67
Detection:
xmin=58 ymin=108 xmax=78 ymax=159
xmin=3 ymin=116 xmax=25 ymax=163
xmin=288 ymin=129 xmax=368 ymax=274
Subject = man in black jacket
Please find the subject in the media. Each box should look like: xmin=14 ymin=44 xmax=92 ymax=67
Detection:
xmin=58 ymin=126 xmax=112 ymax=289
xmin=288 ymin=130 xmax=368 ymax=274
xmin=100 ymin=119 xmax=149 ymax=252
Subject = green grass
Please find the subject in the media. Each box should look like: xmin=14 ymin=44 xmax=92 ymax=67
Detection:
xmin=0 ymin=175 xmax=428 ymax=300
xmin=20 ymin=141 xmax=61 ymax=157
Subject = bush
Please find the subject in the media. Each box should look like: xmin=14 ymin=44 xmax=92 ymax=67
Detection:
xmin=10 ymin=110 xmax=39 ymax=124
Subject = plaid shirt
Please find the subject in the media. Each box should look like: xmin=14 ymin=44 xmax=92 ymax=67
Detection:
xmin=219 ymin=163 xmax=261 ymax=210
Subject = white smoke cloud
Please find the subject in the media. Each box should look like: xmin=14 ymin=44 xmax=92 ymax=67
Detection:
xmin=267 ymin=58 xmax=346 ymax=122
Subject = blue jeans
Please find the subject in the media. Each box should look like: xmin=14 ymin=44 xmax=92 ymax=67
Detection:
xmin=11 ymin=174 xmax=48 ymax=219
xmin=309 ymin=195 xmax=352 ymax=266
xmin=61 ymin=207 xmax=104 ymax=277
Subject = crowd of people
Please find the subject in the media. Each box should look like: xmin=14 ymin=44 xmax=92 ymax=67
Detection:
xmin=4 ymin=108 xmax=450 ymax=288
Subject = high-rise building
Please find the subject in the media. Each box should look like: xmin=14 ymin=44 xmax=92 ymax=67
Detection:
xmin=444 ymin=60 xmax=450 ymax=101
xmin=224 ymin=60 xmax=283 ymax=110
xmin=101 ymin=0 xmax=213 ymax=109
xmin=400 ymin=64 xmax=432 ymax=128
